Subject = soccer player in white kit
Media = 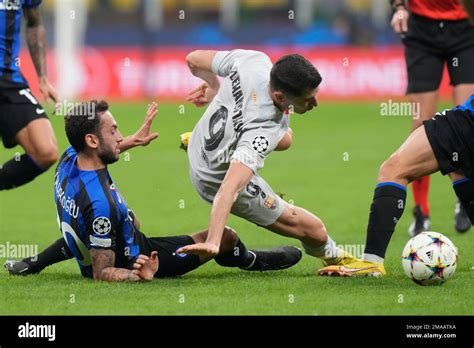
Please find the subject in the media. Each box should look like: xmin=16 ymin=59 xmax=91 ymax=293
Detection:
xmin=177 ymin=49 xmax=358 ymax=271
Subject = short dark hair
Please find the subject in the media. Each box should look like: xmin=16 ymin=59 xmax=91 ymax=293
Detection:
xmin=65 ymin=100 xmax=109 ymax=153
xmin=270 ymin=54 xmax=322 ymax=97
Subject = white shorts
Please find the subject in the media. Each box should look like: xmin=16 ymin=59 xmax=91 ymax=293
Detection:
xmin=190 ymin=169 xmax=285 ymax=227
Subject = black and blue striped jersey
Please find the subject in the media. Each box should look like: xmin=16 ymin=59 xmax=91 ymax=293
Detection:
xmin=0 ymin=0 xmax=41 ymax=87
xmin=54 ymin=146 xmax=147 ymax=278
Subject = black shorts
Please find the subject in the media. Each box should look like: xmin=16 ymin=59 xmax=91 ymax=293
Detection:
xmin=141 ymin=235 xmax=201 ymax=278
xmin=0 ymin=86 xmax=48 ymax=148
xmin=424 ymin=107 xmax=474 ymax=179
xmin=402 ymin=13 xmax=474 ymax=94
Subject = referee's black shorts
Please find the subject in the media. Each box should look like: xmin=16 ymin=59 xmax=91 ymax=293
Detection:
xmin=424 ymin=107 xmax=474 ymax=179
xmin=402 ymin=13 xmax=474 ymax=94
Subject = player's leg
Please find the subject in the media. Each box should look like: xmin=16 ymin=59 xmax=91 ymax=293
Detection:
xmin=319 ymin=125 xmax=440 ymax=276
xmin=192 ymin=227 xmax=302 ymax=271
xmin=402 ymin=16 xmax=445 ymax=236
xmin=407 ymin=91 xmax=438 ymax=236
xmin=449 ymin=171 xmax=474 ymax=228
xmin=452 ymin=85 xmax=474 ymax=232
xmin=229 ymin=174 xmax=352 ymax=266
xmin=4 ymin=237 xmax=74 ymax=276
xmin=265 ymin=204 xmax=349 ymax=265
xmin=0 ymin=110 xmax=58 ymax=190
xmin=447 ymin=14 xmax=474 ymax=230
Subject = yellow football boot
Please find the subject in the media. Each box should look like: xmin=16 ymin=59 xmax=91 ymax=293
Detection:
xmin=180 ymin=132 xmax=192 ymax=151
xmin=318 ymin=260 xmax=386 ymax=277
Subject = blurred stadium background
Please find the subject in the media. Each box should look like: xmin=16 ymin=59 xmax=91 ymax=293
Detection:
xmin=23 ymin=0 xmax=454 ymax=101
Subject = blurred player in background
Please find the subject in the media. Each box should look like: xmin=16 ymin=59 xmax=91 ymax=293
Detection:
xmin=390 ymin=0 xmax=474 ymax=235
xmin=177 ymin=49 xmax=358 ymax=269
xmin=0 ymin=0 xmax=59 ymax=190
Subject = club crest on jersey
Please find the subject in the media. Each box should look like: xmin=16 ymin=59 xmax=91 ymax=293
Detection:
xmin=92 ymin=217 xmax=112 ymax=235
xmin=252 ymin=136 xmax=269 ymax=154
xmin=264 ymin=196 xmax=278 ymax=210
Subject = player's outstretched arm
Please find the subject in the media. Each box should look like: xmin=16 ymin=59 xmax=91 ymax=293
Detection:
xmin=24 ymin=7 xmax=58 ymax=103
xmin=119 ymin=102 xmax=159 ymax=152
xmin=177 ymin=160 xmax=253 ymax=258
xmin=186 ymin=50 xmax=220 ymax=107
xmin=91 ymin=248 xmax=155 ymax=282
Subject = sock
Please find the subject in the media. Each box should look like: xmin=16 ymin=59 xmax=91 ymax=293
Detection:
xmin=23 ymin=238 xmax=73 ymax=273
xmin=302 ymin=236 xmax=343 ymax=264
xmin=363 ymin=182 xmax=407 ymax=261
xmin=452 ymin=178 xmax=474 ymax=224
xmin=0 ymin=154 xmax=48 ymax=190
xmin=412 ymin=175 xmax=430 ymax=216
xmin=214 ymin=239 xmax=255 ymax=268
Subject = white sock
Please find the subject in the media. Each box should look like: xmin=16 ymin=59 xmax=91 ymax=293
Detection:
xmin=302 ymin=237 xmax=343 ymax=262
xmin=363 ymin=253 xmax=384 ymax=263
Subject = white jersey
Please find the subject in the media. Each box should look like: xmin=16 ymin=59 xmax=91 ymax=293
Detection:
xmin=188 ymin=50 xmax=290 ymax=199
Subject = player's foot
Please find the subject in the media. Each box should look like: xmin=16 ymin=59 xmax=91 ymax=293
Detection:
xmin=318 ymin=260 xmax=386 ymax=277
xmin=241 ymin=246 xmax=302 ymax=271
xmin=4 ymin=260 xmax=38 ymax=276
xmin=454 ymin=200 xmax=471 ymax=233
xmin=180 ymin=132 xmax=192 ymax=151
xmin=408 ymin=205 xmax=430 ymax=237
xmin=323 ymin=250 xmax=359 ymax=266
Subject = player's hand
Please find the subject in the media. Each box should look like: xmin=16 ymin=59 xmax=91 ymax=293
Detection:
xmin=391 ymin=7 xmax=409 ymax=34
xmin=186 ymin=83 xmax=218 ymax=107
xmin=132 ymin=102 xmax=160 ymax=147
xmin=176 ymin=243 xmax=219 ymax=258
xmin=39 ymin=76 xmax=59 ymax=103
xmin=132 ymin=251 xmax=159 ymax=281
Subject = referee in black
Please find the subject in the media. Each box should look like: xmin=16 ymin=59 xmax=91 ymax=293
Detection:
xmin=390 ymin=0 xmax=474 ymax=236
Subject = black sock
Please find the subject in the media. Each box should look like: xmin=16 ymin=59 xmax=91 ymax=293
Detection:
xmin=0 ymin=154 xmax=48 ymax=190
xmin=23 ymin=238 xmax=73 ymax=273
xmin=453 ymin=178 xmax=474 ymax=223
xmin=364 ymin=182 xmax=407 ymax=259
xmin=214 ymin=239 xmax=255 ymax=268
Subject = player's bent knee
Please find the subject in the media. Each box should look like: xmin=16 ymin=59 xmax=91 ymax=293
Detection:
xmin=378 ymin=154 xmax=403 ymax=183
xmin=32 ymin=144 xmax=58 ymax=168
xmin=221 ymin=227 xmax=239 ymax=249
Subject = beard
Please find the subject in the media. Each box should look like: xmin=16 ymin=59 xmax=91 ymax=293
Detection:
xmin=97 ymin=144 xmax=119 ymax=165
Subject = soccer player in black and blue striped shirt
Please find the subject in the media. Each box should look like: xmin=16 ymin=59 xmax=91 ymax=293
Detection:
xmin=0 ymin=0 xmax=59 ymax=190
xmin=6 ymin=100 xmax=301 ymax=281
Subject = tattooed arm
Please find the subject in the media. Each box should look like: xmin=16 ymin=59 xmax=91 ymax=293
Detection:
xmin=90 ymin=249 xmax=142 ymax=282
xmin=23 ymin=7 xmax=59 ymax=102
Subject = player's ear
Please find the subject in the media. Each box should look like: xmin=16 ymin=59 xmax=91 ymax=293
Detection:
xmin=273 ymin=91 xmax=285 ymax=104
xmin=84 ymin=134 xmax=99 ymax=149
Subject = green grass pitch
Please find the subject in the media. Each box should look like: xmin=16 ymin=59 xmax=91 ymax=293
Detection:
xmin=1 ymin=101 xmax=473 ymax=315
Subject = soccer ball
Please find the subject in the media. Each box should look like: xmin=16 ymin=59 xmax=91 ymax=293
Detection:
xmin=401 ymin=231 xmax=458 ymax=286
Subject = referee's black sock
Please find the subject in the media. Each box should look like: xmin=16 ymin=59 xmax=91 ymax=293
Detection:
xmin=0 ymin=154 xmax=48 ymax=190
xmin=214 ymin=239 xmax=255 ymax=268
xmin=22 ymin=238 xmax=73 ymax=274
xmin=363 ymin=182 xmax=407 ymax=262
xmin=453 ymin=178 xmax=474 ymax=224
